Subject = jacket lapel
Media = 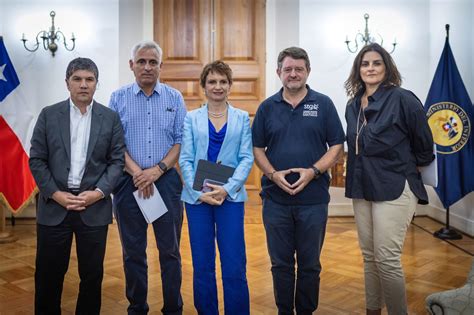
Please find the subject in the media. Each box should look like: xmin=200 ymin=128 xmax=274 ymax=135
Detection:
xmin=198 ymin=105 xmax=209 ymax=158
xmin=58 ymin=101 xmax=71 ymax=162
xmin=85 ymin=102 xmax=103 ymax=166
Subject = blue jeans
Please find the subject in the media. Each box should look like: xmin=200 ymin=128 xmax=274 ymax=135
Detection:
xmin=262 ymin=198 xmax=328 ymax=315
xmin=185 ymin=200 xmax=249 ymax=315
xmin=113 ymin=169 xmax=183 ymax=315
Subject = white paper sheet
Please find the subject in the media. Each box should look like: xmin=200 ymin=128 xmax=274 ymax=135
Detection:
xmin=420 ymin=145 xmax=438 ymax=187
xmin=132 ymin=184 xmax=168 ymax=223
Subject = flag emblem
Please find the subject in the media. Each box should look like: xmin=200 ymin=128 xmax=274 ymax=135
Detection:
xmin=0 ymin=45 xmax=20 ymax=101
xmin=426 ymin=101 xmax=471 ymax=154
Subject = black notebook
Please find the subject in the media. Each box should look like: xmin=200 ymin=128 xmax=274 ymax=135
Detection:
xmin=192 ymin=159 xmax=235 ymax=191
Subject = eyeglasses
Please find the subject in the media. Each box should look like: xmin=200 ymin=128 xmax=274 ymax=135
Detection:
xmin=281 ymin=67 xmax=306 ymax=74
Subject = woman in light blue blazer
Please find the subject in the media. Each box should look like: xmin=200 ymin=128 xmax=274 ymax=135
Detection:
xmin=179 ymin=60 xmax=254 ymax=315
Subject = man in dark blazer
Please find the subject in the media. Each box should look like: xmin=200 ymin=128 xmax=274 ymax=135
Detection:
xmin=29 ymin=57 xmax=125 ymax=315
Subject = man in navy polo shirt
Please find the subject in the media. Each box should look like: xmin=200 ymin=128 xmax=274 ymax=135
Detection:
xmin=252 ymin=47 xmax=344 ymax=314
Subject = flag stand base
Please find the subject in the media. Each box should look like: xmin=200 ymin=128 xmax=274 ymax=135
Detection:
xmin=434 ymin=227 xmax=463 ymax=240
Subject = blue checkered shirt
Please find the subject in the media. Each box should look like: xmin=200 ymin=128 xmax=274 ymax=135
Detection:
xmin=109 ymin=82 xmax=186 ymax=169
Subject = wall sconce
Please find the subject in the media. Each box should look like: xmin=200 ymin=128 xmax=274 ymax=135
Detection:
xmin=21 ymin=11 xmax=76 ymax=57
xmin=345 ymin=13 xmax=397 ymax=54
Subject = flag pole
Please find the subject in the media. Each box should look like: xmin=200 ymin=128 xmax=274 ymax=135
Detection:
xmin=432 ymin=24 xmax=463 ymax=241
xmin=0 ymin=202 xmax=18 ymax=244
xmin=434 ymin=207 xmax=463 ymax=240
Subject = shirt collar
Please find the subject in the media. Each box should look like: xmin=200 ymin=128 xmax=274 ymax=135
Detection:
xmin=362 ymin=85 xmax=396 ymax=114
xmin=132 ymin=81 xmax=162 ymax=96
xmin=354 ymin=85 xmax=392 ymax=105
xmin=368 ymin=85 xmax=390 ymax=102
xmin=69 ymin=98 xmax=93 ymax=115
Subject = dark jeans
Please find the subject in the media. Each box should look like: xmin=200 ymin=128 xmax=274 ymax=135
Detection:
xmin=185 ymin=200 xmax=249 ymax=315
xmin=35 ymin=211 xmax=108 ymax=315
xmin=113 ymin=169 xmax=183 ymax=315
xmin=262 ymin=198 xmax=328 ymax=315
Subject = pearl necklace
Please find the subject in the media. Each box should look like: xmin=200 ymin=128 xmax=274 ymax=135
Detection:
xmin=207 ymin=104 xmax=228 ymax=118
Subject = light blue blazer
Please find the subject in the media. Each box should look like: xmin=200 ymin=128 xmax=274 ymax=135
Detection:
xmin=179 ymin=104 xmax=254 ymax=204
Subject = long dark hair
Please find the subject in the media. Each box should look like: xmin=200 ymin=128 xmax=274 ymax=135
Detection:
xmin=344 ymin=43 xmax=401 ymax=99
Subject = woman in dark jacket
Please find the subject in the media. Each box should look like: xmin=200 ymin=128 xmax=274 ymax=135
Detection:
xmin=344 ymin=43 xmax=434 ymax=315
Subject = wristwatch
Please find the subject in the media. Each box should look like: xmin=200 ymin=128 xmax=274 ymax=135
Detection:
xmin=310 ymin=166 xmax=321 ymax=179
xmin=157 ymin=161 xmax=168 ymax=173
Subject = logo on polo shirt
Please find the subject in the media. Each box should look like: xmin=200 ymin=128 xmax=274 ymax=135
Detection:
xmin=426 ymin=101 xmax=471 ymax=154
xmin=303 ymin=103 xmax=319 ymax=117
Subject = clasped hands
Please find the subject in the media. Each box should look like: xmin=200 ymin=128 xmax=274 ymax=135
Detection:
xmin=199 ymin=183 xmax=228 ymax=206
xmin=133 ymin=166 xmax=163 ymax=199
xmin=52 ymin=190 xmax=103 ymax=211
xmin=271 ymin=168 xmax=315 ymax=195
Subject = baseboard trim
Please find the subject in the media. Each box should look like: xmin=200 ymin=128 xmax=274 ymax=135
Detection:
xmin=328 ymin=203 xmax=354 ymax=216
xmin=421 ymin=204 xmax=474 ymax=237
xmin=328 ymin=202 xmax=474 ymax=237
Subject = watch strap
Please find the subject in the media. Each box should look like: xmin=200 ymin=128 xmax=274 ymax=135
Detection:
xmin=158 ymin=161 xmax=168 ymax=172
xmin=310 ymin=166 xmax=321 ymax=179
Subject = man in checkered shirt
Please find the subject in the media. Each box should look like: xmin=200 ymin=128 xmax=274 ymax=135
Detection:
xmin=109 ymin=40 xmax=186 ymax=315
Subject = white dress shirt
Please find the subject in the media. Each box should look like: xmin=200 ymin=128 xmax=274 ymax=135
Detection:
xmin=67 ymin=99 xmax=93 ymax=189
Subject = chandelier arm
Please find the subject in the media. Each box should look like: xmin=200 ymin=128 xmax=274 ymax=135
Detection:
xmin=353 ymin=39 xmax=359 ymax=52
xmin=345 ymin=38 xmax=359 ymax=53
xmin=21 ymin=31 xmax=43 ymax=52
xmin=55 ymin=30 xmax=63 ymax=44
xmin=388 ymin=42 xmax=397 ymax=54
xmin=355 ymin=33 xmax=365 ymax=46
xmin=57 ymin=30 xmax=76 ymax=51
xmin=40 ymin=31 xmax=50 ymax=51
xmin=377 ymin=33 xmax=384 ymax=46
xmin=345 ymin=42 xmax=354 ymax=53
xmin=66 ymin=39 xmax=76 ymax=51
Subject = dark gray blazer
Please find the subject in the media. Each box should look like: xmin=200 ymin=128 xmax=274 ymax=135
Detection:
xmin=29 ymin=100 xmax=125 ymax=226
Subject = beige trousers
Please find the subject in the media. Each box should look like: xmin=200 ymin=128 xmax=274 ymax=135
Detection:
xmin=353 ymin=181 xmax=417 ymax=315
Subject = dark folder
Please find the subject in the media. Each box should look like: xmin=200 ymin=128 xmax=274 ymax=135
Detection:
xmin=192 ymin=159 xmax=235 ymax=191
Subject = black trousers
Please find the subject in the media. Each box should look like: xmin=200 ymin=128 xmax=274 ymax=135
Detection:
xmin=35 ymin=211 xmax=108 ymax=315
xmin=262 ymin=198 xmax=328 ymax=315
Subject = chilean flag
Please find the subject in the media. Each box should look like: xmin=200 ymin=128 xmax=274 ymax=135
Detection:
xmin=0 ymin=37 xmax=37 ymax=213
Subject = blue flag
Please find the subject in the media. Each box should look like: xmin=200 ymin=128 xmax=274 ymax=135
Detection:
xmin=424 ymin=37 xmax=474 ymax=209
xmin=0 ymin=37 xmax=20 ymax=102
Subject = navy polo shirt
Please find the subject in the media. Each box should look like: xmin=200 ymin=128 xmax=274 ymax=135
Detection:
xmin=252 ymin=86 xmax=345 ymax=205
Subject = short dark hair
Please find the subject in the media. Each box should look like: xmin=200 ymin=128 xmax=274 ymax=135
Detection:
xmin=344 ymin=43 xmax=401 ymax=98
xmin=277 ymin=47 xmax=311 ymax=71
xmin=200 ymin=60 xmax=233 ymax=88
xmin=65 ymin=57 xmax=99 ymax=81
